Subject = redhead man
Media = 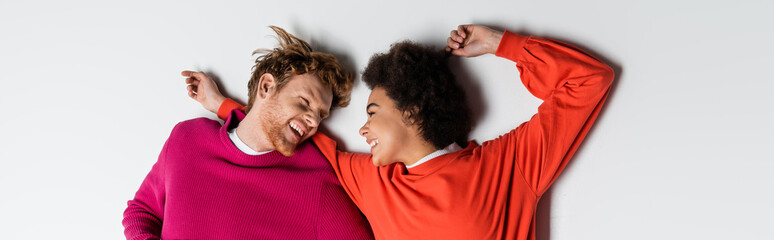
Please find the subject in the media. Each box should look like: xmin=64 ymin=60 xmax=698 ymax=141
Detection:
xmin=122 ymin=26 xmax=373 ymax=240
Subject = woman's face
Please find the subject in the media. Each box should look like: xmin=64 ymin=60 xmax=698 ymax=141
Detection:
xmin=359 ymin=87 xmax=429 ymax=166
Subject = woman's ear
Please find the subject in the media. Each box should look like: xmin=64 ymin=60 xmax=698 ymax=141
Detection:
xmin=257 ymin=73 xmax=276 ymax=99
xmin=402 ymin=106 xmax=421 ymax=126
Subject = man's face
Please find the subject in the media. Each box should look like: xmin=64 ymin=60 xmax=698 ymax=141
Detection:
xmin=259 ymin=73 xmax=333 ymax=156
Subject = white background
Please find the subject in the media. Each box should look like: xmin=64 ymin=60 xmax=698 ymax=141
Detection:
xmin=1 ymin=0 xmax=772 ymax=239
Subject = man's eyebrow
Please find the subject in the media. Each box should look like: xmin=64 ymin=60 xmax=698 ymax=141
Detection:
xmin=366 ymin=103 xmax=379 ymax=111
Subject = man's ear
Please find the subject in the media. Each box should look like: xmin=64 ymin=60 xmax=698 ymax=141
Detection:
xmin=257 ymin=73 xmax=276 ymax=99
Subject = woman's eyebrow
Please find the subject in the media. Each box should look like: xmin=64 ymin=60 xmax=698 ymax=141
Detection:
xmin=366 ymin=103 xmax=379 ymax=111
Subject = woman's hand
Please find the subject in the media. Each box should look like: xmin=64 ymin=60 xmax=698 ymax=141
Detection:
xmin=445 ymin=24 xmax=503 ymax=57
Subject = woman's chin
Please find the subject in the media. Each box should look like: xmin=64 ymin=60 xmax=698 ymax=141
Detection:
xmin=370 ymin=157 xmax=382 ymax=166
xmin=371 ymin=156 xmax=387 ymax=166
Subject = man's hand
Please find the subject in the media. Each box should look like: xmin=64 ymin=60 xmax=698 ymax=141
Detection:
xmin=183 ymin=70 xmax=226 ymax=114
xmin=445 ymin=25 xmax=503 ymax=57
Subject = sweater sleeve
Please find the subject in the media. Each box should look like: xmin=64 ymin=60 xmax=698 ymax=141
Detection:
xmin=480 ymin=31 xmax=614 ymax=196
xmin=316 ymin=169 xmax=375 ymax=240
xmin=122 ymin=129 xmax=174 ymax=240
xmin=217 ymin=98 xmax=247 ymax=120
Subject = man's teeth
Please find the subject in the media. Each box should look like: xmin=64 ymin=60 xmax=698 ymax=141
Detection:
xmin=369 ymin=139 xmax=379 ymax=147
xmin=290 ymin=123 xmax=304 ymax=136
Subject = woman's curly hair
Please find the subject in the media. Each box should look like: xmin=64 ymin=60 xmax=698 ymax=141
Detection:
xmin=362 ymin=41 xmax=472 ymax=149
xmin=246 ymin=26 xmax=353 ymax=113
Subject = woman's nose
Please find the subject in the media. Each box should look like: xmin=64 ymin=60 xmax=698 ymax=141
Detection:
xmin=359 ymin=122 xmax=369 ymax=137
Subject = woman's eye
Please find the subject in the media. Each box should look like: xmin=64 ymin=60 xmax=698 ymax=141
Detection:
xmin=367 ymin=112 xmax=374 ymax=117
xmin=301 ymin=97 xmax=310 ymax=106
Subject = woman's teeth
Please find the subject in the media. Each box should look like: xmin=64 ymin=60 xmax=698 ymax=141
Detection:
xmin=369 ymin=139 xmax=379 ymax=147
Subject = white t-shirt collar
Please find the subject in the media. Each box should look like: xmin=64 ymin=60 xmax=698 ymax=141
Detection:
xmin=228 ymin=128 xmax=272 ymax=156
xmin=405 ymin=143 xmax=463 ymax=168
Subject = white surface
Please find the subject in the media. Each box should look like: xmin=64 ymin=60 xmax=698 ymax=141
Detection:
xmin=1 ymin=0 xmax=772 ymax=239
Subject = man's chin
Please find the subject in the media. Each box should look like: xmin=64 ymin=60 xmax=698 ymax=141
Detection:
xmin=277 ymin=148 xmax=295 ymax=157
xmin=274 ymin=140 xmax=298 ymax=157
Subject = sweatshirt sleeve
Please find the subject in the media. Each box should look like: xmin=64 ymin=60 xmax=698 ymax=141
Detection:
xmin=122 ymin=134 xmax=172 ymax=239
xmin=333 ymin=152 xmax=374 ymax=207
xmin=216 ymin=98 xmax=247 ymax=120
xmin=480 ymin=31 xmax=614 ymax=196
xmin=311 ymin=134 xmax=373 ymax=208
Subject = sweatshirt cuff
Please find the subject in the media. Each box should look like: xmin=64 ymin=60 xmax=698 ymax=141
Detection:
xmin=217 ymin=98 xmax=242 ymax=120
xmin=495 ymin=31 xmax=530 ymax=61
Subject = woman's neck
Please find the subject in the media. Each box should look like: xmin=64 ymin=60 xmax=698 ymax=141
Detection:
xmin=400 ymin=140 xmax=438 ymax=166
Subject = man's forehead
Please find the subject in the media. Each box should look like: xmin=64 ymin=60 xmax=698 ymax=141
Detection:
xmin=287 ymin=75 xmax=328 ymax=94
xmin=294 ymin=81 xmax=333 ymax=107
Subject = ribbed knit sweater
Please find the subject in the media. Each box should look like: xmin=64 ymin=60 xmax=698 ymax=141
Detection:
xmin=122 ymin=110 xmax=374 ymax=240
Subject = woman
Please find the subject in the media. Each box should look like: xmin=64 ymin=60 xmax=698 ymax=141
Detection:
xmin=187 ymin=24 xmax=613 ymax=240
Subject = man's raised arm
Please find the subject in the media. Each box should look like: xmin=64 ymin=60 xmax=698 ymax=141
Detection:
xmin=183 ymin=70 xmax=243 ymax=120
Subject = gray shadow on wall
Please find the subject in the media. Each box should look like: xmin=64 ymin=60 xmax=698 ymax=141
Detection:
xmin=448 ymin=55 xmax=488 ymax=130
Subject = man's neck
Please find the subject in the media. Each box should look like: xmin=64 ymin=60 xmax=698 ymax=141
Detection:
xmin=234 ymin=114 xmax=275 ymax=153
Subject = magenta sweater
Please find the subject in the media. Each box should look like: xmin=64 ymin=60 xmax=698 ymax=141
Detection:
xmin=123 ymin=111 xmax=374 ymax=239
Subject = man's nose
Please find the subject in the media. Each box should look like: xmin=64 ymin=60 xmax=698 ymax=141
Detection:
xmin=305 ymin=112 xmax=320 ymax=128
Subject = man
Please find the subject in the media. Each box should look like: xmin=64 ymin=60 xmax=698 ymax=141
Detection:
xmin=122 ymin=26 xmax=374 ymax=240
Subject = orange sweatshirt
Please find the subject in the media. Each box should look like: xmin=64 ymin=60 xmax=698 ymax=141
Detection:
xmin=217 ymin=31 xmax=614 ymax=240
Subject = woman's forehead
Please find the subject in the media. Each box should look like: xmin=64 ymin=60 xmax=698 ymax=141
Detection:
xmin=367 ymin=87 xmax=399 ymax=111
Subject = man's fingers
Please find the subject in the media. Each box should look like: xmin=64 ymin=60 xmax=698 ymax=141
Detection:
xmin=188 ymin=78 xmax=200 ymax=86
xmin=191 ymin=71 xmax=205 ymax=79
xmin=187 ymin=85 xmax=197 ymax=98
xmin=182 ymin=70 xmax=209 ymax=82
xmin=181 ymin=70 xmax=196 ymax=77
xmin=193 ymin=72 xmax=212 ymax=82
